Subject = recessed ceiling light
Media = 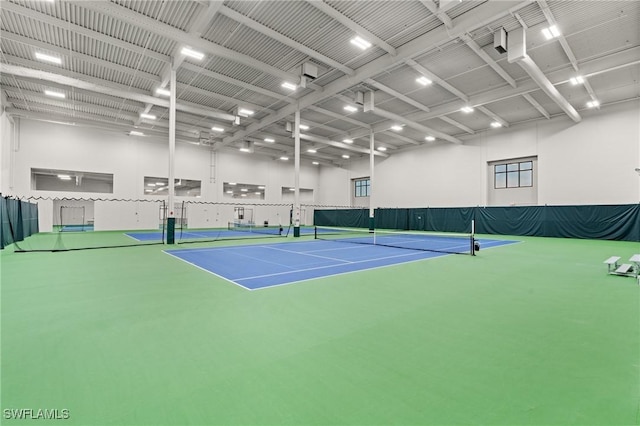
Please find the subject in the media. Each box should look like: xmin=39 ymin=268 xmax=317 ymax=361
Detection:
xmin=130 ymin=130 xmax=145 ymax=136
xmin=350 ymin=36 xmax=372 ymax=50
xmin=180 ymin=47 xmax=205 ymax=60
xmin=281 ymin=82 xmax=297 ymax=90
xmin=35 ymin=52 xmax=61 ymax=64
xmin=140 ymin=113 xmax=156 ymax=120
xmin=586 ymin=100 xmax=600 ymax=108
xmin=460 ymin=106 xmax=474 ymax=113
xmin=342 ymin=154 xmax=350 ymax=159
xmin=391 ymin=125 xmax=403 ymax=131
xmin=416 ymin=76 xmax=432 ymax=86
xmin=155 ymin=88 xmax=170 ymax=96
xmin=211 ymin=126 xmax=224 ymax=132
xmin=377 ymin=146 xmax=387 ymax=151
xmin=490 ymin=121 xmax=502 ymax=128
xmin=343 ymin=138 xmax=353 ymax=144
xmin=542 ymin=25 xmax=560 ymax=40
xmin=264 ymin=138 xmax=275 ymax=143
xmin=344 ymin=105 xmax=358 ymax=112
xmin=425 ymin=136 xmax=436 ymax=142
xmin=44 ymin=90 xmax=65 ymax=99
xmin=299 ymin=124 xmax=309 ymax=130
xmin=569 ymin=76 xmax=584 ymax=85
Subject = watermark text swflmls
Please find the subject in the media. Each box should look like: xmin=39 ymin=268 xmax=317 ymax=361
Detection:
xmin=3 ymin=408 xmax=70 ymax=420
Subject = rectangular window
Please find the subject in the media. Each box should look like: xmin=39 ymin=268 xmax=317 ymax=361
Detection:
xmin=32 ymin=168 xmax=113 ymax=193
xmin=354 ymin=178 xmax=370 ymax=197
xmin=494 ymin=161 xmax=534 ymax=189
xmin=145 ymin=177 xmax=201 ymax=197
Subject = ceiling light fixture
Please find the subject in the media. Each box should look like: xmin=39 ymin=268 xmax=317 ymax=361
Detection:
xmin=264 ymin=138 xmax=275 ymax=143
xmin=416 ymin=76 xmax=432 ymax=86
xmin=299 ymin=124 xmax=309 ymax=130
xmin=343 ymin=138 xmax=353 ymax=144
xmin=425 ymin=136 xmax=436 ymax=142
xmin=44 ymin=90 xmax=65 ymax=99
xmin=342 ymin=154 xmax=350 ymax=159
xmin=312 ymin=161 xmax=319 ymax=165
xmin=228 ymin=182 xmax=236 ymax=186
xmin=350 ymin=36 xmax=372 ymax=50
xmin=460 ymin=106 xmax=474 ymax=113
xmin=280 ymin=156 xmax=289 ymax=161
xmin=240 ymin=188 xmax=248 ymax=192
xmin=542 ymin=25 xmax=561 ymax=40
xmin=377 ymin=146 xmax=387 ymax=151
xmin=586 ymin=100 xmax=600 ymax=108
xmin=35 ymin=52 xmax=62 ymax=64
xmin=129 ymin=130 xmax=145 ymax=136
xmin=211 ymin=126 xmax=224 ymax=132
xmin=238 ymin=108 xmax=254 ymax=116
xmin=155 ymin=88 xmax=170 ymax=96
xmin=281 ymin=82 xmax=297 ymax=90
xmin=140 ymin=113 xmax=156 ymax=120
xmin=239 ymin=147 xmax=251 ymax=152
xmin=570 ymin=76 xmax=585 ymax=85
xmin=490 ymin=121 xmax=503 ymax=128
xmin=391 ymin=125 xmax=403 ymax=131
xmin=180 ymin=47 xmax=205 ymax=60
xmin=307 ymin=148 xmax=317 ymax=153
xmin=57 ymin=174 xmax=71 ymax=180
xmin=344 ymin=105 xmax=358 ymax=112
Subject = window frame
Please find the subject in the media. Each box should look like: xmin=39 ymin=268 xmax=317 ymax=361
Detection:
xmin=494 ymin=160 xmax=534 ymax=189
xmin=354 ymin=178 xmax=370 ymax=198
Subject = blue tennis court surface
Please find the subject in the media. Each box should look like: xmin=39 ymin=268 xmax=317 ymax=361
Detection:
xmin=126 ymin=226 xmax=314 ymax=241
xmin=164 ymin=237 xmax=517 ymax=290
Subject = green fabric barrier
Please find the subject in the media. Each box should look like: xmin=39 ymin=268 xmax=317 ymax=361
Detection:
xmin=1 ymin=196 xmax=40 ymax=249
xmin=313 ymin=209 xmax=368 ymax=228
xmin=475 ymin=206 xmax=545 ymax=236
xmin=313 ymin=204 xmax=640 ymax=242
xmin=426 ymin=207 xmax=474 ymax=233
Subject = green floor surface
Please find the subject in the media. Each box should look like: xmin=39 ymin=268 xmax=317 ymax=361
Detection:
xmin=1 ymin=234 xmax=639 ymax=425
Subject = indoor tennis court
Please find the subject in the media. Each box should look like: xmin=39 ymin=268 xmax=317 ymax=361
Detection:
xmin=1 ymin=1 xmax=639 ymax=425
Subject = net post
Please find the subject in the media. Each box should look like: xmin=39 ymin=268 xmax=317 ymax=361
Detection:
xmin=314 ymin=226 xmax=317 ymax=239
xmin=471 ymin=219 xmax=476 ymax=256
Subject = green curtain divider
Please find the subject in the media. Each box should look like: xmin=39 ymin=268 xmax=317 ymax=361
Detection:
xmin=1 ymin=196 xmax=40 ymax=250
xmin=475 ymin=206 xmax=545 ymax=236
xmin=313 ymin=204 xmax=640 ymax=242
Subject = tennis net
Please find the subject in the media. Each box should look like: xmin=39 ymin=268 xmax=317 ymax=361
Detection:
xmin=314 ymin=226 xmax=476 ymax=255
xmin=228 ymin=221 xmax=290 ymax=236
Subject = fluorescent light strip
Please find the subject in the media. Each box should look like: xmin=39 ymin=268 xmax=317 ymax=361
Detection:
xmin=307 ymin=148 xmax=317 ymax=153
xmin=155 ymin=88 xmax=170 ymax=96
xmin=35 ymin=52 xmax=61 ymax=64
xmin=542 ymin=25 xmax=560 ymax=40
xmin=461 ymin=106 xmax=474 ymax=113
xmin=44 ymin=90 xmax=65 ymax=99
xmin=264 ymin=138 xmax=275 ymax=143
xmin=490 ymin=122 xmax=502 ymax=128
xmin=211 ymin=126 xmax=224 ymax=132
xmin=280 ymin=156 xmax=289 ymax=161
xmin=570 ymin=76 xmax=584 ymax=85
xmin=129 ymin=131 xmax=145 ymax=136
xmin=377 ymin=146 xmax=387 ymax=151
xmin=416 ymin=76 xmax=432 ymax=86
xmin=343 ymin=139 xmax=353 ymax=144
xmin=391 ymin=125 xmax=403 ymax=131
xmin=342 ymin=154 xmax=350 ymax=159
xmin=181 ymin=47 xmax=204 ymax=60
xmin=425 ymin=136 xmax=436 ymax=142
xmin=350 ymin=36 xmax=372 ymax=50
xmin=281 ymin=82 xmax=297 ymax=90
xmin=586 ymin=100 xmax=599 ymax=108
xmin=140 ymin=113 xmax=156 ymax=120
xmin=238 ymin=108 xmax=254 ymax=116
xmin=299 ymin=124 xmax=309 ymax=130
xmin=344 ymin=105 xmax=358 ymax=112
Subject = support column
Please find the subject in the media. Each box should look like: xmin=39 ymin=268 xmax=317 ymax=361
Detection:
xmin=293 ymin=109 xmax=301 ymax=237
xmin=167 ymin=68 xmax=176 ymax=244
xmin=369 ymin=131 xmax=375 ymax=232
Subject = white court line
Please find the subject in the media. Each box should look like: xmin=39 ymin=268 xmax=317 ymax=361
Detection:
xmin=162 ymin=251 xmax=251 ymax=291
xmin=263 ymin=244 xmax=354 ymax=263
xmin=235 ymin=250 xmax=427 ymax=282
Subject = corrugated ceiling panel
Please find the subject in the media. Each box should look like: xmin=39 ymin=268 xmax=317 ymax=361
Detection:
xmin=205 ymin=56 xmax=266 ymax=84
xmin=111 ymin=0 xmax=202 ymax=31
xmin=326 ymin=0 xmax=431 ymax=42
xmin=200 ymin=13 xmax=242 ymax=45
xmin=221 ymin=26 xmax=300 ymax=69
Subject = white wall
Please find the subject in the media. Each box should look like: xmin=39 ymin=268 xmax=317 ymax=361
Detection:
xmin=318 ymin=100 xmax=640 ymax=208
xmin=3 ymin=119 xmax=320 ymax=231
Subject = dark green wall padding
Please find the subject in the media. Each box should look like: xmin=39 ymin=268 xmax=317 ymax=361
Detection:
xmin=314 ymin=204 xmax=640 ymax=241
xmin=0 ymin=195 xmax=39 ymax=249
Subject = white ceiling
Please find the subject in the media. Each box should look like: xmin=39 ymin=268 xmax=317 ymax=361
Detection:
xmin=1 ymin=0 xmax=639 ymax=166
